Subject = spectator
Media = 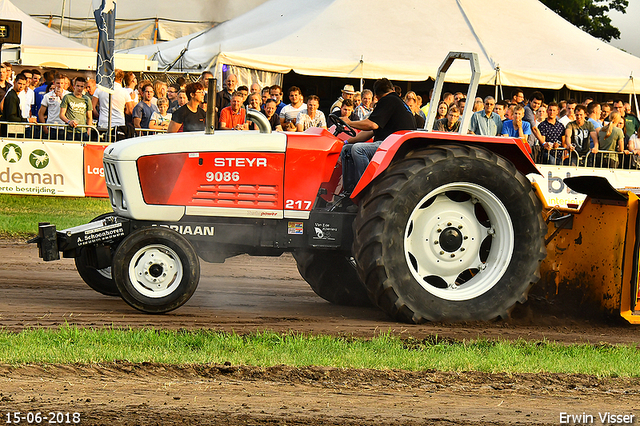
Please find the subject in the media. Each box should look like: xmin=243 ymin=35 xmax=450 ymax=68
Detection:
xmin=175 ymin=76 xmax=187 ymax=92
xmin=1 ymin=74 xmax=35 ymax=136
xmin=600 ymin=102 xmax=612 ymax=125
xmin=434 ymin=101 xmax=448 ymax=121
xmin=219 ymin=91 xmax=248 ymax=130
xmin=458 ymin=98 xmax=466 ymax=115
xmin=247 ymin=92 xmax=262 ymax=112
xmin=353 ymin=91 xmax=362 ymax=109
xmin=587 ymin=102 xmax=602 ymax=128
xmin=215 ymin=73 xmax=238 ymax=121
xmin=494 ymin=100 xmax=508 ymax=121
xmin=279 ymin=86 xmax=306 ymax=126
xmin=262 ymin=98 xmax=282 ymax=131
xmin=296 ymin=95 xmax=326 ymax=132
xmin=613 ymin=99 xmax=640 ymax=140
xmin=329 ymin=98 xmax=357 ymax=122
xmin=92 ymin=69 xmax=134 ymax=140
xmin=269 ymin=84 xmax=286 ymax=115
xmin=250 ymin=82 xmax=261 ymax=95
xmin=524 ymin=91 xmax=545 ymax=142
xmin=564 ymin=104 xmax=598 ymax=165
xmin=59 ymin=76 xmax=93 ymax=141
xmin=394 ymin=85 xmax=402 ymax=97
xmin=330 ymin=84 xmax=356 ymax=113
xmin=453 ymin=92 xmax=466 ymax=108
xmin=123 ymin=71 xmax=138 ymax=104
xmin=167 ymin=83 xmax=180 ymax=114
xmin=472 ymin=98 xmax=484 ymax=112
xmin=538 ymin=101 xmax=565 ymax=164
xmin=33 ymin=70 xmax=53 ymax=118
xmin=237 ymin=85 xmax=250 ymax=105
xmin=404 ymin=91 xmax=425 ymax=128
xmin=596 ymin=112 xmax=625 ymax=167
xmin=149 ymin=97 xmax=172 ymax=131
xmin=469 ymin=96 xmax=502 ymax=136
xmin=434 ymin=106 xmax=461 ymax=132
xmin=28 ymin=69 xmax=41 ymax=91
xmin=17 ymin=69 xmax=34 ymax=120
xmin=177 ymin=90 xmax=188 ymax=107
xmin=132 ymin=82 xmax=159 ymax=129
xmin=355 ymin=89 xmax=373 ymax=120
xmin=442 ymin=92 xmax=454 ymax=106
xmin=510 ymin=88 xmax=525 ymax=105
xmin=85 ymin=78 xmax=97 ymax=97
xmin=168 ymin=82 xmax=206 ymax=133
xmin=261 ymin=87 xmax=270 ymax=108
xmin=152 ymin=80 xmax=167 ymax=106
xmin=501 ymin=104 xmax=531 ymax=143
xmin=38 ymin=74 xmax=69 ymax=139
xmin=199 ymin=71 xmax=213 ymax=92
xmin=0 ymin=63 xmax=12 ymax=107
xmin=559 ymin=99 xmax=577 ymax=127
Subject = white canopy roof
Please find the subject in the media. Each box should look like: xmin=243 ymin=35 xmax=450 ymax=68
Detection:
xmin=0 ymin=0 xmax=156 ymax=71
xmin=125 ymin=0 xmax=640 ymax=94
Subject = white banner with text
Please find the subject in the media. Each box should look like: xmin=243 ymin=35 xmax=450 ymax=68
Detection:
xmin=0 ymin=140 xmax=84 ymax=197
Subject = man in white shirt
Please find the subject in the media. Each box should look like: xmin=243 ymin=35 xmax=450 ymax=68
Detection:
xmin=92 ymin=69 xmax=135 ymax=141
xmin=279 ymin=86 xmax=306 ymax=126
xmin=17 ymin=69 xmax=34 ymax=120
xmin=38 ymin=74 xmax=69 ymax=139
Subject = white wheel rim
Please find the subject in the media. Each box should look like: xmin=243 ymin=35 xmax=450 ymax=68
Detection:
xmin=128 ymin=244 xmax=183 ymax=299
xmin=404 ymin=182 xmax=514 ymax=301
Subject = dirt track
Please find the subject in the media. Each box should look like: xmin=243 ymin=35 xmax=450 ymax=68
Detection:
xmin=1 ymin=241 xmax=640 ymax=425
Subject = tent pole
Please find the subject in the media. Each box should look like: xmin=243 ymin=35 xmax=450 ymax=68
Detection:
xmin=60 ymin=0 xmax=66 ymax=34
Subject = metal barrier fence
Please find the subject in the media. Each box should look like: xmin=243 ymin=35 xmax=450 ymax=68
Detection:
xmin=133 ymin=128 xmax=167 ymax=137
xmin=0 ymin=121 xmax=102 ymax=143
xmin=532 ymin=147 xmax=640 ymax=170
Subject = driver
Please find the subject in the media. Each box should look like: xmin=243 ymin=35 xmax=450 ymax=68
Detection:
xmin=339 ymin=78 xmax=416 ymax=194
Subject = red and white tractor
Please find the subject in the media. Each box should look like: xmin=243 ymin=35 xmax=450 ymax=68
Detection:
xmin=33 ymin=53 xmax=548 ymax=323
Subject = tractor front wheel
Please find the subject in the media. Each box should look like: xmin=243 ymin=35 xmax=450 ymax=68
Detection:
xmin=113 ymin=227 xmax=200 ymax=313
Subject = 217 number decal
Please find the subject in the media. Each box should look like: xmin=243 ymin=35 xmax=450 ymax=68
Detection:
xmin=206 ymin=171 xmax=240 ymax=182
xmin=285 ymin=200 xmax=312 ymax=210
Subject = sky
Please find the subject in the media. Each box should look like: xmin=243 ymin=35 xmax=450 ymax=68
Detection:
xmin=608 ymin=0 xmax=640 ymax=58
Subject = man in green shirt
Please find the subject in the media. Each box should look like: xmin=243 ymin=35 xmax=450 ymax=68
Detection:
xmin=59 ymin=77 xmax=92 ymax=141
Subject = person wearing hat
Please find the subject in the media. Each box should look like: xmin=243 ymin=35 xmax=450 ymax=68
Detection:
xmin=330 ymin=84 xmax=356 ymax=113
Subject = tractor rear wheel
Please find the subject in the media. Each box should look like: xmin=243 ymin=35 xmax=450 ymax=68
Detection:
xmin=293 ymin=250 xmax=372 ymax=306
xmin=74 ymin=213 xmax=119 ymax=296
xmin=113 ymin=227 xmax=200 ymax=313
xmin=353 ymin=144 xmax=546 ymax=323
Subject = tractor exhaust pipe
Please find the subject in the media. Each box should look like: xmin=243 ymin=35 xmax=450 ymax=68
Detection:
xmin=205 ymin=78 xmax=217 ymax=134
xmin=247 ymin=109 xmax=272 ymax=134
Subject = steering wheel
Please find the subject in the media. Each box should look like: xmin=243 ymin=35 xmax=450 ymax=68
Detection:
xmin=329 ymin=114 xmax=357 ymax=137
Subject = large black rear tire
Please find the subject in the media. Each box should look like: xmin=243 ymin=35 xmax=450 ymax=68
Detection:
xmin=74 ymin=212 xmax=119 ymax=297
xmin=293 ymin=250 xmax=372 ymax=306
xmin=113 ymin=227 xmax=200 ymax=313
xmin=353 ymin=144 xmax=546 ymax=323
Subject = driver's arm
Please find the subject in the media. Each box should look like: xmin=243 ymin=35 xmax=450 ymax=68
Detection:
xmin=346 ymin=130 xmax=374 ymax=144
xmin=342 ymin=117 xmax=379 ymax=131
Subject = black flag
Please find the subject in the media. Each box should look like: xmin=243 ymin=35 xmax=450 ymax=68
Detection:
xmin=93 ymin=0 xmax=116 ymax=92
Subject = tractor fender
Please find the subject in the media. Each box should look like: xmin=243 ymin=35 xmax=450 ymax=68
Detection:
xmin=351 ymin=130 xmax=541 ymax=199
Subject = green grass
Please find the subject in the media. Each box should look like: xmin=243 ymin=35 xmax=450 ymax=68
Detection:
xmin=0 ymin=194 xmax=111 ymax=238
xmin=0 ymin=327 xmax=638 ymax=377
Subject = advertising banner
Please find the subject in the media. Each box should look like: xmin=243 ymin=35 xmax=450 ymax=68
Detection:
xmin=84 ymin=143 xmax=108 ymax=198
xmin=0 ymin=140 xmax=84 ymax=196
xmin=528 ymin=165 xmax=640 ymax=208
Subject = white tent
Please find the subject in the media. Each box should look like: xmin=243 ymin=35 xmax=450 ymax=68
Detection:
xmin=0 ymin=0 xmax=156 ymax=71
xmin=124 ymin=0 xmax=640 ymax=94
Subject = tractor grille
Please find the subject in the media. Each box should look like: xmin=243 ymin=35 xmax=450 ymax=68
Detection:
xmin=103 ymin=160 xmax=121 ymax=186
xmin=193 ymin=184 xmax=279 ymax=207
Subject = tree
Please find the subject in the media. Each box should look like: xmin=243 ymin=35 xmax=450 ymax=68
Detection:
xmin=540 ymin=0 xmax=628 ymax=42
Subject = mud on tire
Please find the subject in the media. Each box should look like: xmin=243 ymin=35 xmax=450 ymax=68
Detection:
xmin=113 ymin=227 xmax=200 ymax=313
xmin=353 ymin=144 xmax=546 ymax=323
xmin=293 ymin=250 xmax=372 ymax=306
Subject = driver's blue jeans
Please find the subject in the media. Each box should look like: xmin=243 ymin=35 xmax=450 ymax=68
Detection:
xmin=352 ymin=141 xmax=382 ymax=178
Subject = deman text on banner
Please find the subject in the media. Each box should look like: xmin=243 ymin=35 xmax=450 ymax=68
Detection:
xmin=0 ymin=140 xmax=84 ymax=196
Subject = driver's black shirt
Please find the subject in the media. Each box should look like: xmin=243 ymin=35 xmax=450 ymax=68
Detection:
xmin=368 ymin=92 xmax=416 ymax=141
